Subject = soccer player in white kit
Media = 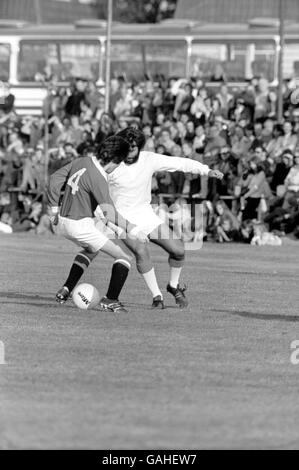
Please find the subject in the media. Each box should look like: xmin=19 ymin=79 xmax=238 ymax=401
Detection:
xmin=105 ymin=127 xmax=224 ymax=308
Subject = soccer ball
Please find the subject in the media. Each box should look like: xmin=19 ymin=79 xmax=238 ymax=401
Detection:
xmin=72 ymin=283 xmax=100 ymax=310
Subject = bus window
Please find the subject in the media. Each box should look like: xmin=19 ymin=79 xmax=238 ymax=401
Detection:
xmin=110 ymin=42 xmax=148 ymax=80
xmin=228 ymin=43 xmax=275 ymax=82
xmin=253 ymin=43 xmax=275 ymax=82
xmin=18 ymin=41 xmax=100 ymax=81
xmin=141 ymin=41 xmax=186 ymax=78
xmin=59 ymin=42 xmax=100 ymax=80
xmin=284 ymin=42 xmax=299 ymax=78
xmin=18 ymin=42 xmax=59 ymax=81
xmin=110 ymin=40 xmax=186 ymax=80
xmin=190 ymin=43 xmax=227 ymax=80
xmin=0 ymin=44 xmax=10 ymax=82
xmin=191 ymin=41 xmax=275 ymax=82
xmin=227 ymin=43 xmax=249 ymax=80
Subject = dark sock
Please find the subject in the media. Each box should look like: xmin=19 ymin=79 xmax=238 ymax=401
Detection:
xmin=106 ymin=261 xmax=130 ymax=300
xmin=64 ymin=264 xmax=84 ymax=293
xmin=64 ymin=253 xmax=91 ymax=292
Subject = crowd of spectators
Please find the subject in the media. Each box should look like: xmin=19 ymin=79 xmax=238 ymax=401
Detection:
xmin=0 ymin=74 xmax=299 ymax=243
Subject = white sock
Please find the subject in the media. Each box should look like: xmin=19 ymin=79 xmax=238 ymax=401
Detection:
xmin=142 ymin=268 xmax=163 ymax=299
xmin=169 ymin=267 xmax=182 ymax=288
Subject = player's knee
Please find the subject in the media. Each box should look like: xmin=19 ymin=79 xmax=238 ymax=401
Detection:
xmin=81 ymin=250 xmax=98 ymax=262
xmin=132 ymin=243 xmax=149 ymax=262
xmin=115 ymin=247 xmax=133 ymax=265
xmin=123 ymin=252 xmax=133 ymax=265
xmin=170 ymin=244 xmax=185 ymax=261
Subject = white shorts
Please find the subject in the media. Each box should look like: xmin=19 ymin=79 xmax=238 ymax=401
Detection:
xmin=56 ymin=216 xmax=110 ymax=253
xmin=121 ymin=208 xmax=163 ymax=236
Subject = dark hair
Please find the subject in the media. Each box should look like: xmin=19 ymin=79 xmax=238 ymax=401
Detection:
xmin=273 ymin=123 xmax=284 ymax=136
xmin=82 ymin=130 xmax=93 ymax=141
xmin=282 ymin=148 xmax=294 ymax=158
xmin=254 ymin=144 xmax=265 ymax=152
xmin=116 ymin=127 xmax=146 ymax=152
xmin=156 ymin=144 xmax=167 ymax=154
xmin=245 ymin=123 xmax=254 ymax=133
xmin=97 ymin=136 xmax=130 ymax=164
xmin=182 ymin=141 xmax=192 ymax=148
xmin=82 ymin=144 xmax=96 ymax=156
xmin=250 ymin=158 xmax=265 ymax=174
xmin=63 ymin=142 xmax=74 ymax=149
xmin=256 ymin=161 xmax=266 ymax=173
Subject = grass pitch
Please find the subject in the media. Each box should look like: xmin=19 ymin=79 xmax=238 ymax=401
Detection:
xmin=0 ymin=234 xmax=299 ymax=449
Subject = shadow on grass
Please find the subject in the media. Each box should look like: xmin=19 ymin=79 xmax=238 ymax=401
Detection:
xmin=0 ymin=292 xmax=176 ymax=311
xmin=0 ymin=291 xmax=74 ymax=310
xmin=212 ymin=308 xmax=299 ymax=322
xmin=0 ymin=291 xmax=54 ymax=302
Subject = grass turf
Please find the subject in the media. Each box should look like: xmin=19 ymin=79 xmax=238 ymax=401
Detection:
xmin=0 ymin=233 xmax=299 ymax=449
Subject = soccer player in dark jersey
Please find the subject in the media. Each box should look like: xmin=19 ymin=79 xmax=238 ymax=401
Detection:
xmin=46 ymin=136 xmax=148 ymax=313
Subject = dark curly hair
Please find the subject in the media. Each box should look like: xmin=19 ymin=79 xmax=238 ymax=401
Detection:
xmin=116 ymin=127 xmax=146 ymax=152
xmin=96 ymin=136 xmax=130 ymax=164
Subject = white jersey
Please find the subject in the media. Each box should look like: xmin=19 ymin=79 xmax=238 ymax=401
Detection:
xmin=107 ymin=151 xmax=210 ymax=234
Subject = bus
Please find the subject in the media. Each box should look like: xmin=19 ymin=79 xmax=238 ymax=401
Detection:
xmin=0 ymin=18 xmax=299 ymax=114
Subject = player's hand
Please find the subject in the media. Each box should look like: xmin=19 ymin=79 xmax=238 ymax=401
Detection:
xmin=208 ymin=169 xmax=224 ymax=180
xmin=135 ymin=230 xmax=149 ymax=243
xmin=128 ymin=227 xmax=149 ymax=243
xmin=48 ymin=206 xmax=59 ymax=226
xmin=50 ymin=214 xmax=59 ymax=226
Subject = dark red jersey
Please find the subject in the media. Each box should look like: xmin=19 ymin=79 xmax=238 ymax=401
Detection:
xmin=46 ymin=156 xmax=114 ymax=220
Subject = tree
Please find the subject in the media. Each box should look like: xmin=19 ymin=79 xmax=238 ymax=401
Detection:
xmin=95 ymin=0 xmax=177 ymax=23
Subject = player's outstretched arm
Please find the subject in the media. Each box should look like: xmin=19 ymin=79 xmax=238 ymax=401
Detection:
xmin=148 ymin=152 xmax=224 ymax=180
xmin=149 ymin=152 xmax=211 ymax=176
